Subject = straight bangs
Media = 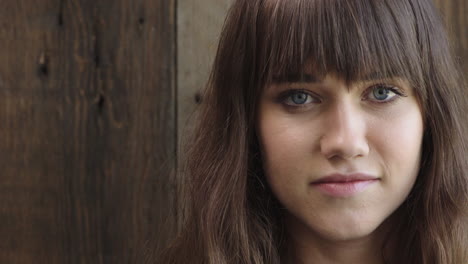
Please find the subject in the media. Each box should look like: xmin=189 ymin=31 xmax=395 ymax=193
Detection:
xmin=255 ymin=0 xmax=426 ymax=93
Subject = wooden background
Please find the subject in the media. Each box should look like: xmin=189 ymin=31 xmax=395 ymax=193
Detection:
xmin=0 ymin=0 xmax=465 ymax=263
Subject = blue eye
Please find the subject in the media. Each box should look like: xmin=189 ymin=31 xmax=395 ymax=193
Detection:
xmin=290 ymin=92 xmax=309 ymax=104
xmin=283 ymin=90 xmax=317 ymax=106
xmin=368 ymin=85 xmax=401 ymax=102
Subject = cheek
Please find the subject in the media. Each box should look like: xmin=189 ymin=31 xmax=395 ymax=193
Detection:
xmin=257 ymin=109 xmax=320 ymax=200
xmin=258 ymin=111 xmax=313 ymax=171
xmin=369 ymin=105 xmax=424 ymax=188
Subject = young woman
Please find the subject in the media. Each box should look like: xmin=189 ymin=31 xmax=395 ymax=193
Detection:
xmin=158 ymin=0 xmax=468 ymax=263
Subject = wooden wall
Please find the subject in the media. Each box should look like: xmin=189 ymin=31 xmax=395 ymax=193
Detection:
xmin=0 ymin=0 xmax=465 ymax=263
xmin=0 ymin=0 xmax=175 ymax=263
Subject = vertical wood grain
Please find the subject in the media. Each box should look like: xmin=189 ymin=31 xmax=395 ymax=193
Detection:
xmin=177 ymin=0 xmax=232 ymax=148
xmin=0 ymin=0 xmax=176 ymax=263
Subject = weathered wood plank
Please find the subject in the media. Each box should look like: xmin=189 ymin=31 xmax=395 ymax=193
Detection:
xmin=177 ymin=0 xmax=233 ymax=146
xmin=0 ymin=0 xmax=176 ymax=263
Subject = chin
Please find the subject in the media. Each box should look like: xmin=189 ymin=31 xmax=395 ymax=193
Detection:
xmin=291 ymin=212 xmax=388 ymax=243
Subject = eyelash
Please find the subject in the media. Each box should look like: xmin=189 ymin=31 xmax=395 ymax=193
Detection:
xmin=278 ymin=84 xmax=407 ymax=109
xmin=364 ymin=84 xmax=407 ymax=103
xmin=278 ymin=89 xmax=320 ymax=108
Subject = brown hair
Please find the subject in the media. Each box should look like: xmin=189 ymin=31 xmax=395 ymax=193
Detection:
xmin=157 ymin=0 xmax=468 ymax=263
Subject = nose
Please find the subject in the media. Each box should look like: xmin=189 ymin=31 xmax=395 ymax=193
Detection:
xmin=320 ymin=102 xmax=369 ymax=160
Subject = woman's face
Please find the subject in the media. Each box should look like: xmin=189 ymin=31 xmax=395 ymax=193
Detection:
xmin=257 ymin=72 xmax=423 ymax=243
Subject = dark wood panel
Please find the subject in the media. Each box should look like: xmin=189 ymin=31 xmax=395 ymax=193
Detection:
xmin=0 ymin=0 xmax=175 ymax=263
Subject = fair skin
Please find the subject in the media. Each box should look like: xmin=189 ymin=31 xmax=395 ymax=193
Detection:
xmin=257 ymin=71 xmax=424 ymax=264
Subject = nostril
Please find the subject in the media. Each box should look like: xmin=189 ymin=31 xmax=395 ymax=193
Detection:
xmin=320 ymin=132 xmax=369 ymax=160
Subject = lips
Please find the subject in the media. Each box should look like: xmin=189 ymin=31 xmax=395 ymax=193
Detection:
xmin=312 ymin=173 xmax=379 ymax=184
xmin=311 ymin=173 xmax=379 ymax=197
